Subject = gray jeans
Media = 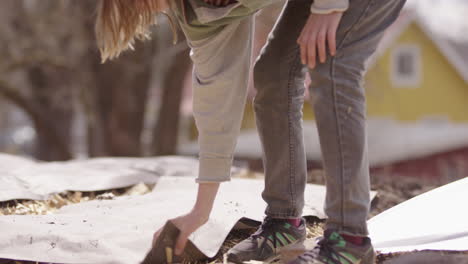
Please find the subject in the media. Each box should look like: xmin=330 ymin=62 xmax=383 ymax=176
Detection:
xmin=254 ymin=0 xmax=406 ymax=236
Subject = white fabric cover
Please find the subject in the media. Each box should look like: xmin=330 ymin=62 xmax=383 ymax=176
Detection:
xmin=0 ymin=176 xmax=332 ymax=264
xmin=370 ymin=177 xmax=468 ymax=253
xmin=0 ymin=155 xmax=200 ymax=202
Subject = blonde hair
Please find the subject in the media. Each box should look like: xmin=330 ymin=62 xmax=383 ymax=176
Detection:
xmin=95 ymin=0 xmax=175 ymax=62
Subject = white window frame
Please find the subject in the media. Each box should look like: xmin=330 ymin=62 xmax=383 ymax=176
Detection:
xmin=390 ymin=44 xmax=422 ymax=87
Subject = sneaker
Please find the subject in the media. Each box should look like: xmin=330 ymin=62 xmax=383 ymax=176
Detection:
xmin=226 ymin=217 xmax=307 ymax=263
xmin=288 ymin=230 xmax=376 ymax=264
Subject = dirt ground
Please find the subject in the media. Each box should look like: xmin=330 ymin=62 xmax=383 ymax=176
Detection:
xmin=0 ymin=170 xmax=466 ymax=264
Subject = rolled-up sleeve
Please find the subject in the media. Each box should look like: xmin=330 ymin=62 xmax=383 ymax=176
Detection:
xmin=310 ymin=0 xmax=349 ymax=14
xmin=187 ymin=18 xmax=254 ymax=183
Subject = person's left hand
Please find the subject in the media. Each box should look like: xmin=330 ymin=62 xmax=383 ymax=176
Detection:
xmin=297 ymin=12 xmax=343 ymax=69
xmin=152 ymin=211 xmax=209 ymax=255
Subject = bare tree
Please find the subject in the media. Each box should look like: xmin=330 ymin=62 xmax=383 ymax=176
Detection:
xmin=0 ymin=0 xmax=91 ymax=160
xmin=151 ymin=26 xmax=192 ymax=156
xmin=0 ymin=0 xmax=191 ymax=160
xmin=87 ymin=40 xmax=157 ymax=157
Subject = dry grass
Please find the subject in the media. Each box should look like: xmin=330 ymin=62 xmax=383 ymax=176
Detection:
xmin=0 ymin=183 xmax=153 ymax=217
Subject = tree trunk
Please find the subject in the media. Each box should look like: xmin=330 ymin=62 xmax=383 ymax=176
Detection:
xmin=88 ymin=40 xmax=157 ymax=157
xmin=152 ymin=46 xmax=191 ymax=156
xmin=33 ymin=114 xmax=73 ymax=161
xmin=0 ymin=78 xmax=73 ymax=161
xmin=27 ymin=66 xmax=74 ymax=161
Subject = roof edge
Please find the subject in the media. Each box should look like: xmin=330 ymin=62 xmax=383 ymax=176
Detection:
xmin=369 ymin=10 xmax=468 ymax=84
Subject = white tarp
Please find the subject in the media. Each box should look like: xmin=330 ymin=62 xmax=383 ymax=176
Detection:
xmin=0 ymin=176 xmax=332 ymax=264
xmin=369 ymin=176 xmax=468 ymax=253
xmin=0 ymin=155 xmax=201 ymax=202
xmin=0 ymin=153 xmax=36 ymax=174
xmin=179 ymin=120 xmax=468 ymax=167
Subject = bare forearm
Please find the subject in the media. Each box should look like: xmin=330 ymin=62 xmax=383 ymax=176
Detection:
xmin=191 ymin=182 xmax=220 ymax=223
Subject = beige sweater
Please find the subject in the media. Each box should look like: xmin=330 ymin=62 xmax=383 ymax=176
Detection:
xmin=176 ymin=0 xmax=351 ymax=183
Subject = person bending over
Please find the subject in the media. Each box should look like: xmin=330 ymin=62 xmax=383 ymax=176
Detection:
xmin=95 ymin=0 xmax=406 ymax=262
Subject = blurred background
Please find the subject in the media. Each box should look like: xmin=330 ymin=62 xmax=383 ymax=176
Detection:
xmin=0 ymin=0 xmax=467 ymax=186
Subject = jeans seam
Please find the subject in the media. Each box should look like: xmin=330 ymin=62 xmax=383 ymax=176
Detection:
xmin=329 ymin=57 xmax=345 ymax=231
xmin=286 ymin=47 xmax=302 ymax=213
xmin=331 ymin=0 xmax=375 ymax=230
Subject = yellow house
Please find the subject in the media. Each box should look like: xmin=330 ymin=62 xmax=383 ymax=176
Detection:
xmin=365 ymin=11 xmax=468 ymax=123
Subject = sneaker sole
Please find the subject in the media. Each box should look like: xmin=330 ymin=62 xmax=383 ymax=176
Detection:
xmin=226 ymin=237 xmax=306 ymax=264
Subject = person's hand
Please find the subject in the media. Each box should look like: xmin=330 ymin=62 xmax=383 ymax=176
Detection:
xmin=152 ymin=182 xmax=220 ymax=255
xmin=297 ymin=12 xmax=343 ymax=69
xmin=153 ymin=210 xmax=209 ymax=255
xmin=203 ymin=0 xmax=234 ymax=6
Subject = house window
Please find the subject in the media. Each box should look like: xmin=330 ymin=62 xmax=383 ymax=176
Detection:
xmin=391 ymin=44 xmax=421 ymax=87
